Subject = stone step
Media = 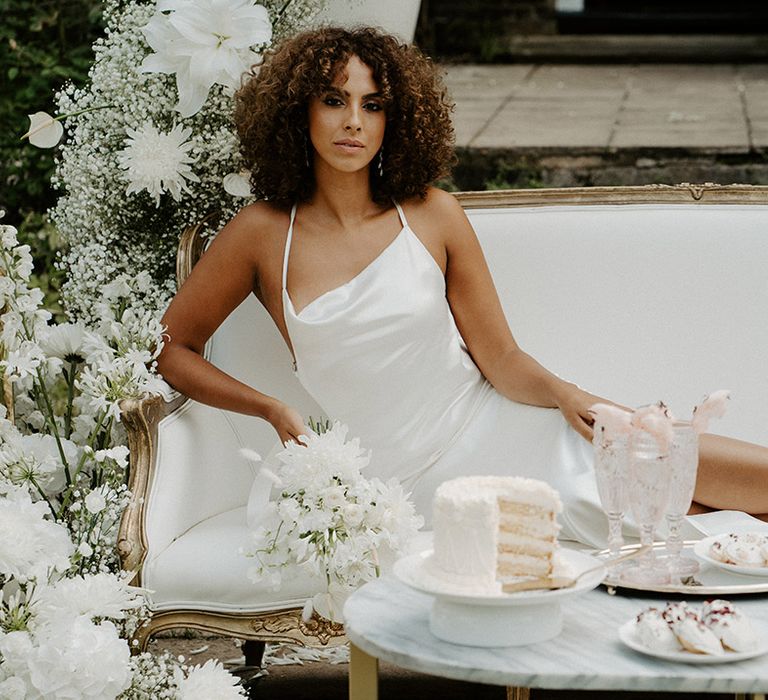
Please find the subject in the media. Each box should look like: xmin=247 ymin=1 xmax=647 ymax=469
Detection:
xmin=503 ymin=35 xmax=768 ymax=63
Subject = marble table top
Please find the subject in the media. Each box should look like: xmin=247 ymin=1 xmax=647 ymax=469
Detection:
xmin=343 ymin=575 xmax=768 ymax=693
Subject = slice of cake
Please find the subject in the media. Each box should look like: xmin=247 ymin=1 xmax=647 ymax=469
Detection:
xmin=429 ymin=476 xmax=562 ymax=592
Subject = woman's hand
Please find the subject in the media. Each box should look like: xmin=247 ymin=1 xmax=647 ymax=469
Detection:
xmin=553 ymin=382 xmax=614 ymax=442
xmin=265 ymin=401 xmax=306 ymax=446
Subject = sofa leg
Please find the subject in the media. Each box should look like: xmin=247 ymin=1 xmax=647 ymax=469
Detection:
xmin=243 ymin=640 xmax=266 ymax=667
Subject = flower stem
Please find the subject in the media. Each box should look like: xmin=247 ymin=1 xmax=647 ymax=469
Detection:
xmin=20 ymin=104 xmax=116 ymax=141
xmin=63 ymin=361 xmax=78 ymax=438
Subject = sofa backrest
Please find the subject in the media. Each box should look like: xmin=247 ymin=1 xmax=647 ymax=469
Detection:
xmin=145 ymin=185 xmax=768 ymax=558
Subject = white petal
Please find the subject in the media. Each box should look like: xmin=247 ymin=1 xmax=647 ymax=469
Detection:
xmin=24 ymin=112 xmax=64 ymax=148
xmin=139 ymin=52 xmax=178 ymax=75
xmin=223 ymin=171 xmax=252 ymax=197
xmin=174 ymin=73 xmax=211 ymax=118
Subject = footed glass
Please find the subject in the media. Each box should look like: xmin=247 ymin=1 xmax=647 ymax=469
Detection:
xmin=663 ymin=421 xmax=700 ymax=578
xmin=593 ymin=430 xmax=630 ymax=563
xmin=621 ymin=431 xmax=673 ymax=587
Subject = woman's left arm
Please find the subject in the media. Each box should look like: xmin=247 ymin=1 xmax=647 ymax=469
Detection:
xmin=429 ymin=190 xmax=604 ymax=441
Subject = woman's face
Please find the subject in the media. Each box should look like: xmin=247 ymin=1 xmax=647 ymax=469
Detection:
xmin=307 ymin=55 xmax=386 ymax=176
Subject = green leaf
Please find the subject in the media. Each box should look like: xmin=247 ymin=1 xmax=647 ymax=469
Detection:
xmin=7 ymin=66 xmax=18 ymax=79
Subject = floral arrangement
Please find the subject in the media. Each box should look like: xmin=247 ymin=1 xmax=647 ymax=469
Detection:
xmin=0 ymin=223 xmax=246 ymax=696
xmin=6 ymin=0 xmax=357 ymax=691
xmin=590 ymin=390 xmax=731 ymax=449
xmin=242 ymin=421 xmax=424 ymax=623
xmin=23 ymin=0 xmax=325 ymax=323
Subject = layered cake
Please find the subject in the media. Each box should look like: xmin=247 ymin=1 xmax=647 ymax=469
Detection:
xmin=429 ymin=476 xmax=562 ymax=592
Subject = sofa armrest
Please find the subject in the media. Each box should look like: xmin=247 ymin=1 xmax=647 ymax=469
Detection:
xmin=118 ymin=386 xmax=186 ymax=585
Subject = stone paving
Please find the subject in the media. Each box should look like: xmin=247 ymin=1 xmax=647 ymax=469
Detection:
xmin=443 ymin=63 xmax=768 ymax=152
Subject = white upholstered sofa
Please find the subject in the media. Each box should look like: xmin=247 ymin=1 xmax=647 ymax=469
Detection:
xmin=117 ymin=184 xmax=768 ymax=650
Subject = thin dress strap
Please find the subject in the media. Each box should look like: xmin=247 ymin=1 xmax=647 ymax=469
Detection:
xmin=393 ymin=200 xmax=408 ymax=229
xmin=281 ymin=203 xmax=298 ymax=292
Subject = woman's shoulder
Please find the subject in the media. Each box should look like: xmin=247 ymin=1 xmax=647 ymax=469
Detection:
xmin=213 ymin=200 xmax=293 ymax=251
xmin=230 ymin=200 xmax=292 ymax=236
xmin=401 ymin=187 xmax=470 ymax=240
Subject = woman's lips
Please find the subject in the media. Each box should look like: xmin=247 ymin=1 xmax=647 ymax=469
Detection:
xmin=334 ymin=139 xmax=364 ymax=151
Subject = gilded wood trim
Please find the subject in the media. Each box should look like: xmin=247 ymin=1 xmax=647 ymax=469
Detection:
xmin=117 ymin=394 xmax=165 ymax=584
xmin=177 ymin=211 xmax=220 ymax=288
xmin=454 ymin=183 xmax=768 ymax=209
xmin=1 ymin=374 xmax=12 ymax=425
xmin=133 ymin=607 xmax=347 ymax=653
xmin=117 ymin=392 xmax=185 ymax=584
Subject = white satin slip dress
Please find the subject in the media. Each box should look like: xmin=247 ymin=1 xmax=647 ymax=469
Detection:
xmin=276 ymin=201 xmax=605 ymax=546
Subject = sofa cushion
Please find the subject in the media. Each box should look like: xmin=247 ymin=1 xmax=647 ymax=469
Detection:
xmin=143 ymin=506 xmax=326 ymax=612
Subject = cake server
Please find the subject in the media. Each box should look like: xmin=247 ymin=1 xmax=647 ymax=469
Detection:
xmin=501 ymin=544 xmax=651 ymax=593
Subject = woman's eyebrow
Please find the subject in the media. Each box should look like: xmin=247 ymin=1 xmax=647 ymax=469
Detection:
xmin=325 ymin=87 xmax=382 ymax=100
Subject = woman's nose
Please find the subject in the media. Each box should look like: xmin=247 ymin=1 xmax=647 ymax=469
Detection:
xmin=344 ymin=106 xmax=362 ymax=132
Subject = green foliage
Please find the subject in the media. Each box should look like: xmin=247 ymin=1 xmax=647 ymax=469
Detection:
xmin=1 ymin=0 xmax=105 ymax=223
xmin=0 ymin=0 xmax=105 ymax=309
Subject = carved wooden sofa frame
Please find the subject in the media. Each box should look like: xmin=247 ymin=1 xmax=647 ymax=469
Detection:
xmin=109 ymin=183 xmax=768 ymax=653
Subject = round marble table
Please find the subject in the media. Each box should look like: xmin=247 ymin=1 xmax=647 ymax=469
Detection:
xmin=343 ymin=575 xmax=768 ymax=700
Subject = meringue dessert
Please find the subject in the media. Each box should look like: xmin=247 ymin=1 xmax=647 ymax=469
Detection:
xmin=710 ymin=532 xmax=768 ymax=568
xmin=702 ymin=599 xmax=761 ymax=652
xmin=634 ymin=600 xmax=760 ymax=656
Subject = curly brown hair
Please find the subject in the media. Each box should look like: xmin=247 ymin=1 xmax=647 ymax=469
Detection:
xmin=233 ymin=26 xmax=456 ymax=207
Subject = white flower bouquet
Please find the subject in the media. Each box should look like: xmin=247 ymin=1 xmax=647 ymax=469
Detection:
xmin=243 ymin=421 xmax=424 ymax=623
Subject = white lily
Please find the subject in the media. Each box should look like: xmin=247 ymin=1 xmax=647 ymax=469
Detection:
xmin=140 ymin=0 xmax=272 ymax=118
xmin=21 ymin=112 xmax=64 ymax=149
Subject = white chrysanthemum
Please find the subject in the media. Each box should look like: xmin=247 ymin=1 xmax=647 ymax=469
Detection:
xmin=31 ymin=572 xmax=146 ymax=634
xmin=276 ymin=422 xmax=371 ymax=495
xmin=39 ymin=322 xmax=88 ymax=363
xmin=141 ymin=0 xmax=272 ymax=117
xmin=117 ymin=122 xmax=200 ymax=206
xmin=0 ymin=675 xmax=27 ymax=700
xmin=23 ymin=618 xmax=131 ymax=698
xmin=174 ymin=659 xmax=247 ymax=700
xmin=1 ymin=223 xmax=19 ymax=249
xmin=0 ymin=433 xmax=79 ymax=496
xmin=0 ymin=484 xmax=74 ymax=582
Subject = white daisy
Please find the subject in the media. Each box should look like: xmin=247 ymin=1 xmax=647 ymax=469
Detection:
xmin=117 ymin=122 xmax=200 ymax=206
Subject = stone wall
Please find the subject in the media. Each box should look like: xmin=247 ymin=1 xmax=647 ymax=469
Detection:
xmin=416 ymin=0 xmax=556 ymax=60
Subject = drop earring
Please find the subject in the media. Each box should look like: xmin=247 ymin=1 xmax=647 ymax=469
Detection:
xmin=377 ymin=147 xmax=384 ymax=177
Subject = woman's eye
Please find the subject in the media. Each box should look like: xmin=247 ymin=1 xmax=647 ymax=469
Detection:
xmin=323 ymin=96 xmax=343 ymax=106
xmin=364 ymin=102 xmax=383 ymax=112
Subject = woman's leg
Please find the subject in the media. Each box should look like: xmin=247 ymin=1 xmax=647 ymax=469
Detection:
xmin=691 ymin=434 xmax=768 ymax=516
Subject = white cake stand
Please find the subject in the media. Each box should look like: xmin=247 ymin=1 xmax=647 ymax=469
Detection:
xmin=393 ymin=549 xmax=605 ymax=648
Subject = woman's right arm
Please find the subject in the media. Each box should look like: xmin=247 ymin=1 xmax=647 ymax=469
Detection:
xmin=156 ymin=205 xmax=306 ymax=445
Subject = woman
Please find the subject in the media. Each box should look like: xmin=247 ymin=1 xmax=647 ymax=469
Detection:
xmin=157 ymin=26 xmax=768 ymax=544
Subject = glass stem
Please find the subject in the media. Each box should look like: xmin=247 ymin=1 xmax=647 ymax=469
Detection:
xmin=666 ymin=513 xmax=683 ymax=573
xmin=607 ymin=512 xmax=624 ymax=558
xmin=639 ymin=524 xmax=656 ymax=573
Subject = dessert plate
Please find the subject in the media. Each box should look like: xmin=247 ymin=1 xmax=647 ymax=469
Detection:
xmin=619 ymin=619 xmax=768 ymax=664
xmin=394 ymin=548 xmax=605 ymax=605
xmin=693 ymin=535 xmax=768 ymax=578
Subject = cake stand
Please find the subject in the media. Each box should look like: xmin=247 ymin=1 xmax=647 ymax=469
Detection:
xmin=393 ymin=549 xmax=605 ymax=648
